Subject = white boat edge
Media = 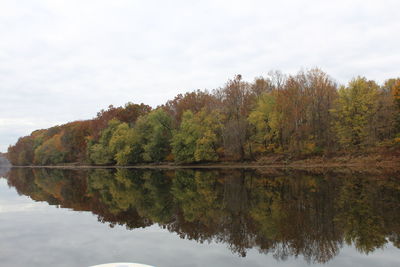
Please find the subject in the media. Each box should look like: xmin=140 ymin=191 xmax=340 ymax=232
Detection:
xmin=90 ymin=263 xmax=155 ymax=267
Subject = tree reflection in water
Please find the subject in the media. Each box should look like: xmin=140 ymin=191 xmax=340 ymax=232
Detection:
xmin=5 ymin=168 xmax=400 ymax=264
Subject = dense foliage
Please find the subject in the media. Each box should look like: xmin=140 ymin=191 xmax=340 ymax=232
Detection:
xmin=7 ymin=69 xmax=400 ymax=165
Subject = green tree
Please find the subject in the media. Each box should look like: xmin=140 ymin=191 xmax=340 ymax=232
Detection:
xmin=332 ymin=77 xmax=379 ymax=148
xmin=248 ymin=92 xmax=278 ymax=153
xmin=34 ymin=134 xmax=65 ymax=165
xmin=171 ymin=111 xmax=199 ymax=163
xmin=115 ymin=130 xmax=144 ymax=165
xmin=88 ymin=119 xmax=121 ymax=165
xmin=172 ymin=110 xmax=222 ymax=163
xmin=134 ymin=109 xmax=172 ymax=162
xmin=108 ymin=122 xmax=143 ymax=165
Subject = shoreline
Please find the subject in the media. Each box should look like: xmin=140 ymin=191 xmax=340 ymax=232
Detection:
xmin=9 ymin=159 xmax=400 ymax=170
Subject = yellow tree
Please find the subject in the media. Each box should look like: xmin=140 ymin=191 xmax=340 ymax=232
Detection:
xmin=389 ymin=79 xmax=400 ymax=134
xmin=332 ymin=77 xmax=379 ymax=148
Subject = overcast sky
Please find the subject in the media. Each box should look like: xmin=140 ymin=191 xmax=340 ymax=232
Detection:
xmin=0 ymin=0 xmax=399 ymax=152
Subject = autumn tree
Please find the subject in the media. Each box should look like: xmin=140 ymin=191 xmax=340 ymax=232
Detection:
xmin=385 ymin=78 xmax=400 ymax=135
xmin=60 ymin=121 xmax=91 ymax=163
xmin=163 ymin=90 xmax=218 ymax=126
xmin=6 ymin=70 xmax=400 ymax=166
xmin=91 ymin=103 xmax=151 ymax=141
xmin=371 ymin=79 xmax=398 ymax=141
xmin=7 ymin=136 xmax=35 ymax=165
xmin=304 ymin=69 xmax=338 ymax=151
xmin=218 ymin=75 xmax=255 ymax=160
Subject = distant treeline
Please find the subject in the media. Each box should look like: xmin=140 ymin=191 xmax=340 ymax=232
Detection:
xmin=0 ymin=153 xmax=10 ymax=165
xmin=7 ymin=69 xmax=400 ymax=166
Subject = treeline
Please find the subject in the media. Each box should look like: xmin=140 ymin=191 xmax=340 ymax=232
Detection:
xmin=7 ymin=69 xmax=400 ymax=166
xmin=0 ymin=153 xmax=10 ymax=166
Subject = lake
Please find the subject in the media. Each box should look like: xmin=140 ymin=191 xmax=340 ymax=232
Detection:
xmin=1 ymin=167 xmax=399 ymax=267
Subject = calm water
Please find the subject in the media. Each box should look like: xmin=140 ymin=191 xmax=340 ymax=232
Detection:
xmin=1 ymin=167 xmax=400 ymax=267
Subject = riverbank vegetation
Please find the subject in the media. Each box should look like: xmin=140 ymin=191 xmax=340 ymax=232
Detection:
xmin=7 ymin=69 xmax=400 ymax=166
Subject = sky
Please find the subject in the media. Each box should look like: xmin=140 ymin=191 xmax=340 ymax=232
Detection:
xmin=0 ymin=0 xmax=399 ymax=152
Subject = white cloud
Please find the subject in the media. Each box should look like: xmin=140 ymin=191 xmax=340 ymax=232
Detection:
xmin=0 ymin=0 xmax=399 ymax=151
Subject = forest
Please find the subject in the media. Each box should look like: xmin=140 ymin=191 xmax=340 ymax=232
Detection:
xmin=6 ymin=69 xmax=400 ymax=166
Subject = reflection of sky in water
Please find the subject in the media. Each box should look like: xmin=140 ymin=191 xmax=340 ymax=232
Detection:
xmin=0 ymin=177 xmax=399 ymax=267
xmin=0 ymin=179 xmax=49 ymax=213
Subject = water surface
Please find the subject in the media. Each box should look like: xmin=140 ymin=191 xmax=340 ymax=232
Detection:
xmin=1 ymin=168 xmax=399 ymax=266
